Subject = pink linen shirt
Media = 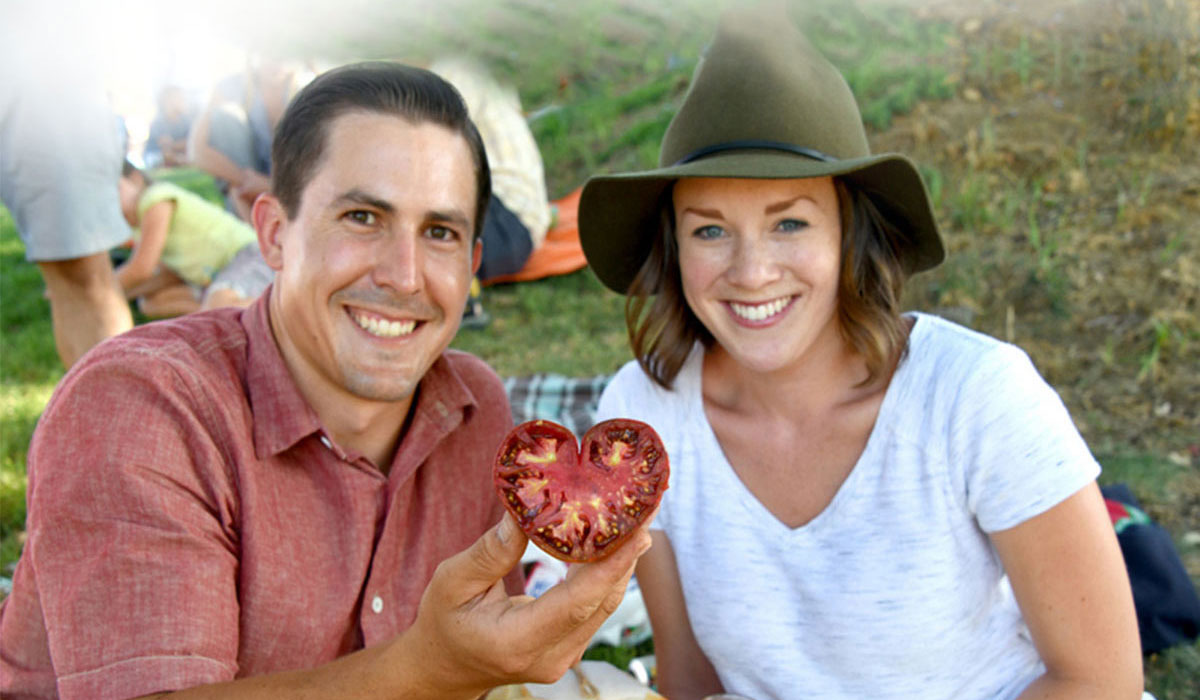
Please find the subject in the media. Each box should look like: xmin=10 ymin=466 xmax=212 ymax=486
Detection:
xmin=0 ymin=294 xmax=518 ymax=699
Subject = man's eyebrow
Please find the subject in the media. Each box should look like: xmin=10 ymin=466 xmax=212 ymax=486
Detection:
xmin=332 ymin=189 xmax=395 ymax=213
xmin=427 ymin=208 xmax=472 ymax=229
xmin=764 ymin=194 xmax=815 ymax=215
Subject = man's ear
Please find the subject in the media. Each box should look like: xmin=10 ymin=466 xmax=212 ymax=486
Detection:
xmin=471 ymin=238 xmax=483 ymax=276
xmin=252 ymin=194 xmax=287 ymax=271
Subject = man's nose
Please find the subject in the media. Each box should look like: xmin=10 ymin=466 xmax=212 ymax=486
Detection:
xmin=371 ymin=229 xmax=422 ymax=293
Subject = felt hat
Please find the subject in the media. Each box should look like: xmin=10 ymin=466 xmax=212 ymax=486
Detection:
xmin=578 ymin=3 xmax=945 ymax=294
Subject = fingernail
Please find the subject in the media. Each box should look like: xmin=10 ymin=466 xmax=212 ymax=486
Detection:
xmin=497 ymin=515 xmax=516 ymax=545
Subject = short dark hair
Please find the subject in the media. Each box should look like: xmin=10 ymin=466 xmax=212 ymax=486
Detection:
xmin=626 ymin=177 xmax=910 ymax=389
xmin=271 ymin=61 xmax=491 ymax=238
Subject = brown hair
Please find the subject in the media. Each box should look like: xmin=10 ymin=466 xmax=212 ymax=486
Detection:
xmin=271 ymin=62 xmax=491 ymax=239
xmin=625 ymin=178 xmax=910 ymax=390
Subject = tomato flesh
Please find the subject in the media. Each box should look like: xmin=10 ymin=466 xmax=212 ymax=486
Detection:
xmin=494 ymin=418 xmax=669 ymax=563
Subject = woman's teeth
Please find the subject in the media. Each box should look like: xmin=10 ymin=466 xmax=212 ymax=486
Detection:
xmin=353 ymin=312 xmax=416 ymax=338
xmin=729 ymin=297 xmax=789 ymax=322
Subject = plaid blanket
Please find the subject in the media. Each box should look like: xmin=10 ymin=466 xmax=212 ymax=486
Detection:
xmin=503 ymin=373 xmax=613 ymax=436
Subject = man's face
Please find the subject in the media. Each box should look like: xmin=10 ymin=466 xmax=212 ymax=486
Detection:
xmin=257 ymin=111 xmax=481 ymax=409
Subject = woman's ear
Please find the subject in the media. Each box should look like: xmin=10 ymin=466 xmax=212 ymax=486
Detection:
xmin=252 ymin=194 xmax=287 ymax=271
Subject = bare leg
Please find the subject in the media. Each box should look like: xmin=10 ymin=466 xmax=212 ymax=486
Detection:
xmin=38 ymin=252 xmax=133 ymax=368
xmin=138 ymin=284 xmax=202 ymax=318
xmin=200 ymin=286 xmax=254 ymax=311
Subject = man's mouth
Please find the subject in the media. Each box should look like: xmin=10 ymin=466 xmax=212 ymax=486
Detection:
xmin=350 ymin=310 xmax=417 ymax=338
xmin=728 ymin=295 xmax=792 ymax=322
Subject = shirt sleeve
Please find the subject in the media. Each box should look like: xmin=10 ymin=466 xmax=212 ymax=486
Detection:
xmin=949 ymin=343 xmax=1101 ymax=533
xmin=595 ymin=363 xmax=670 ymax=533
xmin=24 ymin=352 xmax=242 ymax=700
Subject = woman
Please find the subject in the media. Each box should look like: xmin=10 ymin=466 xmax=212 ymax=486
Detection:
xmin=578 ymin=6 xmax=1142 ymax=700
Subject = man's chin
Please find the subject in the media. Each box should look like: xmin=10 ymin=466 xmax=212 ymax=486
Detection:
xmin=338 ymin=363 xmax=423 ymax=404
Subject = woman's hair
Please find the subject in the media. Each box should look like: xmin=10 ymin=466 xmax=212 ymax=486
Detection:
xmin=625 ymin=177 xmax=911 ymax=390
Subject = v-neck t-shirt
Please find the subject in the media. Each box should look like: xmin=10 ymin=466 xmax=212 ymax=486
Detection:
xmin=596 ymin=312 xmax=1099 ymax=700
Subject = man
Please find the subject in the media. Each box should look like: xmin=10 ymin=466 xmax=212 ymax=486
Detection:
xmin=0 ymin=7 xmax=134 ymax=368
xmin=0 ymin=62 xmax=650 ymax=700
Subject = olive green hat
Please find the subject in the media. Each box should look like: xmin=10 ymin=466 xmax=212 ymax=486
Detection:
xmin=578 ymin=3 xmax=944 ymax=294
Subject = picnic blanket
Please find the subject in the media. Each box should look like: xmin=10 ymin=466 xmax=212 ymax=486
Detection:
xmin=503 ymin=372 xmax=612 ymax=436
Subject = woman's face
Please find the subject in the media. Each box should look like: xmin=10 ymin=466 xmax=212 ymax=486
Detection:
xmin=673 ymin=176 xmax=843 ymax=374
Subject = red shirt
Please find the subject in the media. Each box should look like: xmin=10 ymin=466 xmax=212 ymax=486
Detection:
xmin=0 ymin=295 xmax=518 ymax=699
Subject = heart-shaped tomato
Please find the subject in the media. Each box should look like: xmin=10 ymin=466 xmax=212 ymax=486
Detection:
xmin=494 ymin=418 xmax=669 ymax=563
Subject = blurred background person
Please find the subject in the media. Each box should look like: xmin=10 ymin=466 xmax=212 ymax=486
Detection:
xmin=431 ymin=57 xmax=552 ymax=327
xmin=143 ymin=84 xmax=196 ymax=169
xmin=188 ymin=55 xmax=312 ymax=220
xmin=115 ymin=161 xmax=273 ymax=317
xmin=0 ymin=7 xmax=134 ymax=368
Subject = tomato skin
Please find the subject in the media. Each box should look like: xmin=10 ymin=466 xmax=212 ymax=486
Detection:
xmin=493 ymin=418 xmax=670 ymax=563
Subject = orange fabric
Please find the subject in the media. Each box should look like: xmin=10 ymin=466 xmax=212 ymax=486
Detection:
xmin=484 ymin=187 xmax=587 ymax=285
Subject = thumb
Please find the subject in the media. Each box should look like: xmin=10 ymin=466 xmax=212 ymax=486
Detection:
xmin=454 ymin=513 xmax=527 ymax=592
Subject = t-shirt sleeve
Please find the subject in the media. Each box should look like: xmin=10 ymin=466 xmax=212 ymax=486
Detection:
xmin=23 ymin=353 xmax=241 ymax=699
xmin=136 ymin=182 xmax=182 ymax=220
xmin=596 ymin=362 xmax=670 ymax=533
xmin=949 ymin=344 xmax=1100 ymax=533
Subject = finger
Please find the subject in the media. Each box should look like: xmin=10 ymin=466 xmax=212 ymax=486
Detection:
xmin=435 ymin=514 xmax=528 ymax=605
xmin=544 ymin=559 xmax=639 ymax=657
xmin=505 ymin=529 xmax=650 ymax=644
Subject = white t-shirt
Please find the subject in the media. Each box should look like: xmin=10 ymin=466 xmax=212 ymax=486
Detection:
xmin=596 ymin=313 xmax=1100 ymax=700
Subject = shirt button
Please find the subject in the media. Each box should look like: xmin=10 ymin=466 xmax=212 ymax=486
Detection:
xmin=371 ymin=595 xmax=383 ymax=614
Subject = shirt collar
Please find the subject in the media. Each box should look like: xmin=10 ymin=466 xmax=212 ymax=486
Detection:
xmin=242 ymin=291 xmax=481 ymax=463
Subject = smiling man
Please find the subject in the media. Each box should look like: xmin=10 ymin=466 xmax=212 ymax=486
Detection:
xmin=0 ymin=62 xmax=651 ymax=700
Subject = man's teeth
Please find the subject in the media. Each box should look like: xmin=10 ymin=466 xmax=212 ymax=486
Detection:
xmin=730 ymin=297 xmax=789 ymax=322
xmin=353 ymin=312 xmax=416 ymax=338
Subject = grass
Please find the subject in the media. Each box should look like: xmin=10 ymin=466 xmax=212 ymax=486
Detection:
xmin=3 ymin=0 xmax=1198 ymax=693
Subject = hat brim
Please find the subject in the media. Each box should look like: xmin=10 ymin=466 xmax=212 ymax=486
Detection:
xmin=579 ymin=150 xmax=944 ymax=294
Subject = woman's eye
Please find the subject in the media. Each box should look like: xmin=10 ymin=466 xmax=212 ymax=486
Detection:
xmin=345 ymin=210 xmax=377 ymax=226
xmin=693 ymin=225 xmax=724 ymax=240
xmin=777 ymin=218 xmax=808 ymax=232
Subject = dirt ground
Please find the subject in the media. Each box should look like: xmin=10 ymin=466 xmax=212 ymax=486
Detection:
xmin=870 ymin=0 xmax=1198 ymax=573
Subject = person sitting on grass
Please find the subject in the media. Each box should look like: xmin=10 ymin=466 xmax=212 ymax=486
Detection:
xmin=579 ymin=5 xmax=1144 ymax=700
xmin=115 ymin=161 xmax=274 ymax=317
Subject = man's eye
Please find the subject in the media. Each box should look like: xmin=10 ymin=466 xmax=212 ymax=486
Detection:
xmin=427 ymin=225 xmax=459 ymax=241
xmin=777 ymin=218 xmax=808 ymax=232
xmin=693 ymin=225 xmax=724 ymax=240
xmin=345 ymin=210 xmax=377 ymax=226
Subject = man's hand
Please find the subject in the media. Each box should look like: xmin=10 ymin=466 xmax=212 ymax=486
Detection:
xmin=394 ymin=513 xmax=652 ymax=698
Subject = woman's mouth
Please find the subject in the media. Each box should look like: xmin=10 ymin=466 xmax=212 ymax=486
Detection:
xmin=728 ymin=295 xmax=793 ymax=323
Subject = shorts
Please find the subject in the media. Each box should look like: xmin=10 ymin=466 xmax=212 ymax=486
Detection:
xmin=206 ymin=242 xmax=275 ymax=301
xmin=0 ymin=78 xmax=131 ymax=262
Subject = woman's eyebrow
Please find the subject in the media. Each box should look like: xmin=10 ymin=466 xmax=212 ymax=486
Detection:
xmin=679 ymin=206 xmax=724 ymax=220
xmin=765 ymin=194 xmax=815 ymax=215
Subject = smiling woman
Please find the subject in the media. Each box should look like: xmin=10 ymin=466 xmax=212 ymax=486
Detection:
xmin=579 ymin=4 xmax=1144 ymax=700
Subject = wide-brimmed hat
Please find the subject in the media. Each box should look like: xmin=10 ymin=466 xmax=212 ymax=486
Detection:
xmin=578 ymin=3 xmax=944 ymax=294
